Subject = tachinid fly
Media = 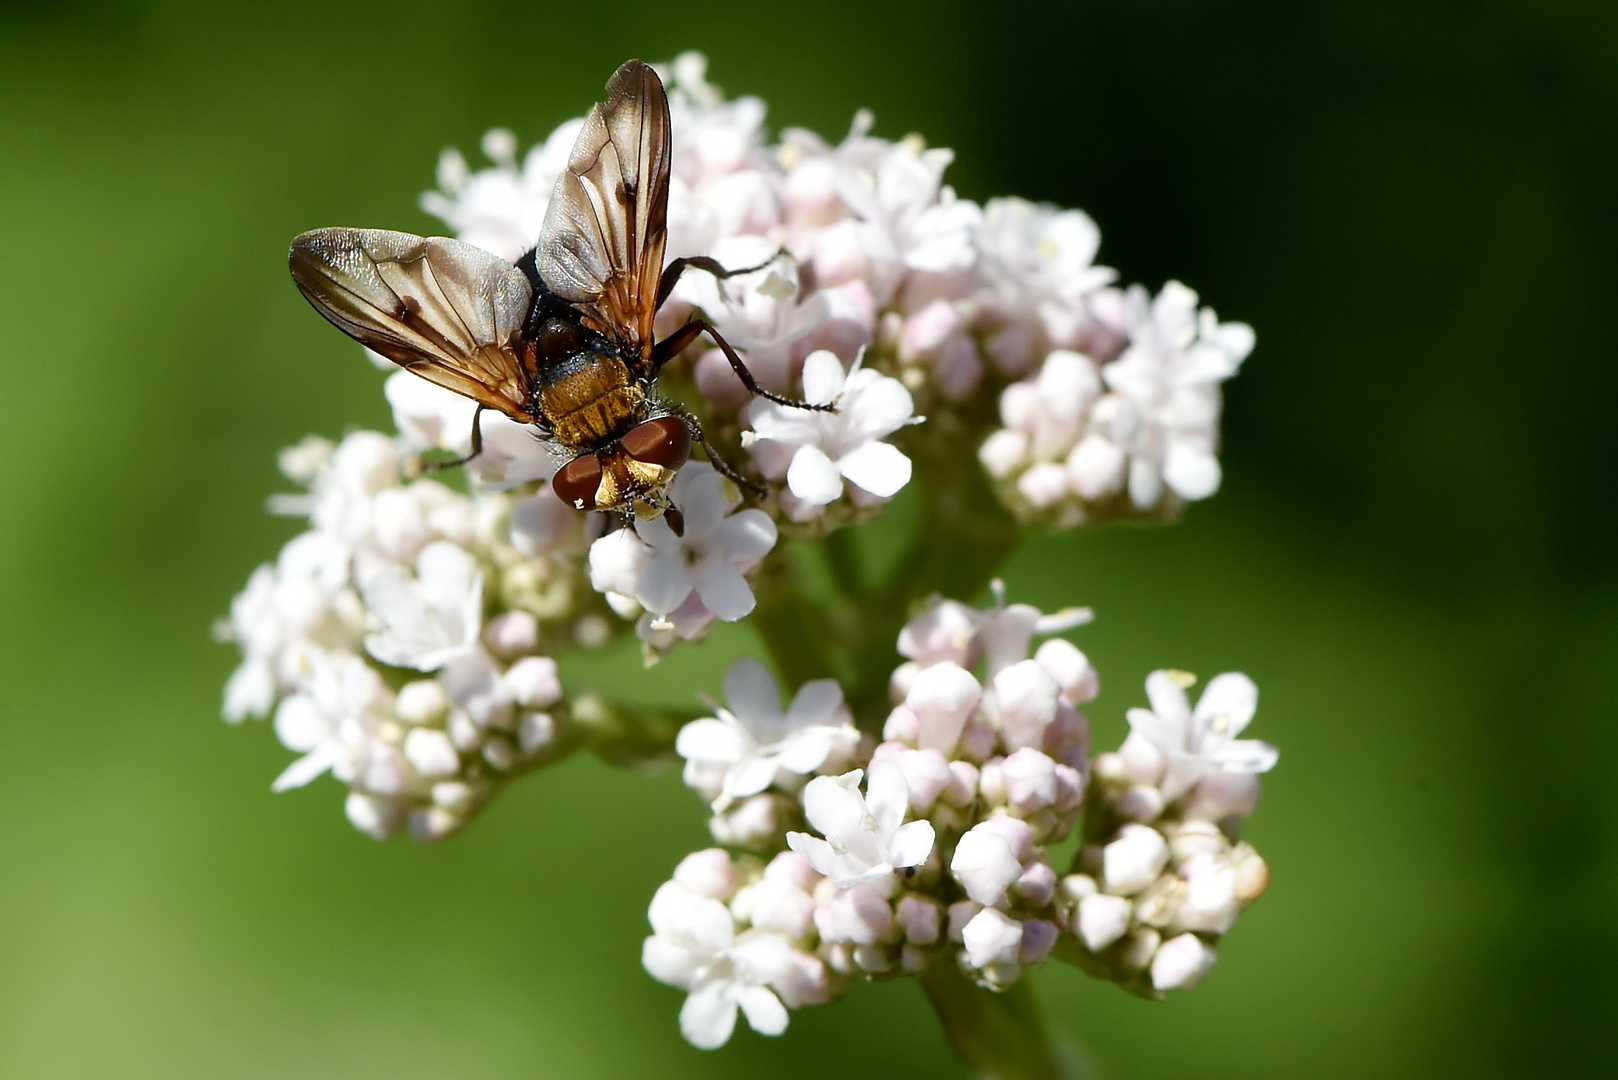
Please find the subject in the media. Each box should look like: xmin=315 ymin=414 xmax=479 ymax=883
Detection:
xmin=287 ymin=59 xmax=830 ymax=536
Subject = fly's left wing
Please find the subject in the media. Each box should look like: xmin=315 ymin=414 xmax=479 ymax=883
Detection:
xmin=536 ymin=59 xmax=672 ymax=367
xmin=289 ymin=228 xmax=538 ymax=422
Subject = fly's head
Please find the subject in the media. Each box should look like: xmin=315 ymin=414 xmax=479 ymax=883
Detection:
xmin=551 ymin=415 xmax=693 ymax=533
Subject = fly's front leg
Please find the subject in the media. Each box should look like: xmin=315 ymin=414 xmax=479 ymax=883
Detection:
xmin=655 ymin=248 xmax=790 ymax=311
xmin=668 ymin=405 xmax=767 ymax=500
xmin=649 ymin=319 xmax=836 ymax=413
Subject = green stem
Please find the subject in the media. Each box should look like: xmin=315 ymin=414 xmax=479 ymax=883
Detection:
xmin=920 ymin=962 xmax=1062 ymax=1080
xmin=752 ymin=400 xmax=1020 ymax=726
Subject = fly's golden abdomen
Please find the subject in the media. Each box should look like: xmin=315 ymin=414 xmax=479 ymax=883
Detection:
xmin=538 ymin=353 xmax=646 ymax=448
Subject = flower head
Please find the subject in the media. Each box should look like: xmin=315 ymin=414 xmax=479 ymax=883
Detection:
xmin=587 ymin=464 xmax=777 ymax=631
xmin=747 ymin=350 xmax=917 ymax=516
xmin=642 ymin=881 xmax=796 ymax=1049
xmin=1126 ymin=670 xmax=1278 ymax=801
xmin=676 ymin=658 xmax=857 ymax=808
xmin=786 ymin=763 xmax=935 ymax=889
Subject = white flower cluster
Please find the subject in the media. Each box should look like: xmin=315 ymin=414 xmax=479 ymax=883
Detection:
xmin=227 ymin=59 xmax=1277 ymax=1054
xmin=978 ymin=283 xmax=1255 ymax=527
xmin=643 ymin=586 xmax=1277 ymax=1048
xmin=418 ymin=53 xmax=1248 ymax=542
xmin=1059 ymin=669 xmax=1277 ymax=997
xmin=218 ymin=427 xmax=600 ymax=840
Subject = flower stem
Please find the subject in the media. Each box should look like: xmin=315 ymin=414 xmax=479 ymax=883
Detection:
xmin=919 ymin=961 xmax=1062 ymax=1080
xmin=752 ymin=401 xmax=1020 ymax=726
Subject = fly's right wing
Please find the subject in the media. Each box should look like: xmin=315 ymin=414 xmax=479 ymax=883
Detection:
xmin=289 ymin=228 xmax=538 ymax=421
xmin=535 ymin=59 xmax=672 ymax=368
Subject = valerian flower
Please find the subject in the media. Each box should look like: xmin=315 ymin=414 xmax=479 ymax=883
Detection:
xmin=641 ymin=881 xmax=796 ymax=1048
xmin=1125 ymin=670 xmax=1278 ymax=801
xmin=787 ymin=763 xmax=936 ymax=889
xmin=676 ymin=658 xmax=858 ymax=809
xmin=746 ymin=350 xmax=917 ymax=514
xmin=588 ymin=464 xmax=777 ymax=629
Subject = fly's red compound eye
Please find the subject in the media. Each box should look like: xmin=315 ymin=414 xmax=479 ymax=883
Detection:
xmin=552 ymin=454 xmax=603 ymax=510
xmin=619 ymin=416 xmax=692 ymax=472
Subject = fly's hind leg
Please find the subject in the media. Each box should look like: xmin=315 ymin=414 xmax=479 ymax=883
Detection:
xmin=415 ymin=405 xmax=486 ymax=475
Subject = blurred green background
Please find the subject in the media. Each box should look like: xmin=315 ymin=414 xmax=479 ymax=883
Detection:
xmin=2 ymin=0 xmax=1614 ymax=1076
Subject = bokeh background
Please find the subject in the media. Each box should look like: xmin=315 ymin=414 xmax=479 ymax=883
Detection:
xmin=2 ymin=1 xmax=1614 ymax=1076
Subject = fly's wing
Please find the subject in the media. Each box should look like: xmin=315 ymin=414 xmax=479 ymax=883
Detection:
xmin=289 ymin=228 xmax=537 ymax=421
xmin=536 ymin=59 xmax=671 ymax=367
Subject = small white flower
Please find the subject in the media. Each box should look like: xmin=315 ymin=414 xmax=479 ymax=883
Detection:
xmin=951 ymin=823 xmax=1023 ymax=907
xmin=641 ymin=882 xmax=795 ymax=1049
xmin=1150 ymin=932 xmax=1217 ymax=992
xmin=1126 ymin=670 xmax=1278 ymax=801
xmin=359 ymin=541 xmax=483 ymax=672
xmin=1099 ymin=282 xmax=1253 ymax=508
xmin=676 ymin=658 xmax=855 ymax=808
xmin=786 ymin=762 xmax=936 ymax=889
xmin=747 ymin=350 xmax=916 ymax=509
xmin=1102 ymin=823 xmax=1170 ymax=895
xmin=269 ymin=650 xmax=398 ymax=795
xmin=1076 ymin=894 xmax=1132 ymax=952
xmin=592 ymin=464 xmax=776 ymax=623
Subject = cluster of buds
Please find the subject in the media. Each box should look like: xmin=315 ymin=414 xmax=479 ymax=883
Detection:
xmin=1058 ymin=670 xmax=1277 ymax=996
xmin=218 ymin=428 xmax=603 ymax=840
xmin=977 ymin=284 xmax=1254 ymax=529
xmin=646 ymin=589 xmax=1277 ymax=1046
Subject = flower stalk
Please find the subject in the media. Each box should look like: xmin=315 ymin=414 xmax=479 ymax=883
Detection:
xmin=920 ymin=960 xmax=1062 ymax=1080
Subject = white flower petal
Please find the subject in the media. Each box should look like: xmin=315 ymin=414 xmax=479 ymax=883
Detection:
xmin=837 ymin=441 xmax=912 ymax=498
xmin=1208 ymin=739 xmax=1279 ymax=774
xmin=726 ymin=753 xmax=781 ymax=799
xmin=271 ymin=747 xmax=335 ymax=792
xmin=784 ymin=678 xmax=844 ymax=729
xmin=635 ymin=552 xmax=695 ymax=615
xmin=1144 ymin=671 xmax=1192 ymax=726
xmin=786 ymin=444 xmax=845 ymax=505
xmin=1163 ymin=441 xmax=1221 ymax=500
xmin=722 ymin=658 xmax=783 ymax=727
xmin=1193 ymin=672 xmax=1258 ymax=738
xmin=733 ymin=985 xmax=789 ymax=1037
xmin=799 ymin=350 xmax=848 ymax=404
xmin=642 ymin=936 xmax=701 ymax=990
xmin=690 ymin=557 xmax=756 ymax=621
xmin=679 ymin=984 xmax=739 ymax=1049
xmin=863 ymin=759 xmax=910 ymax=837
xmin=715 ymin=509 xmax=778 ymax=564
xmin=888 ymin=819 xmax=936 ymax=870
xmin=772 ymin=727 xmax=836 ymax=775
xmin=675 ymin=718 xmax=749 ymax=765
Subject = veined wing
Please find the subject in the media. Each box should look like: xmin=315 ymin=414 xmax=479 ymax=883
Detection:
xmin=289 ymin=228 xmax=537 ymax=421
xmin=536 ymin=59 xmax=671 ymax=366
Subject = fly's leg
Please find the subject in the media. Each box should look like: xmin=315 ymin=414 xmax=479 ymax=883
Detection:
xmin=651 ymin=319 xmax=837 ymax=413
xmin=655 ymin=249 xmax=789 ymax=311
xmin=417 ymin=405 xmax=486 ymax=474
xmin=667 ymin=405 xmax=767 ymax=500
